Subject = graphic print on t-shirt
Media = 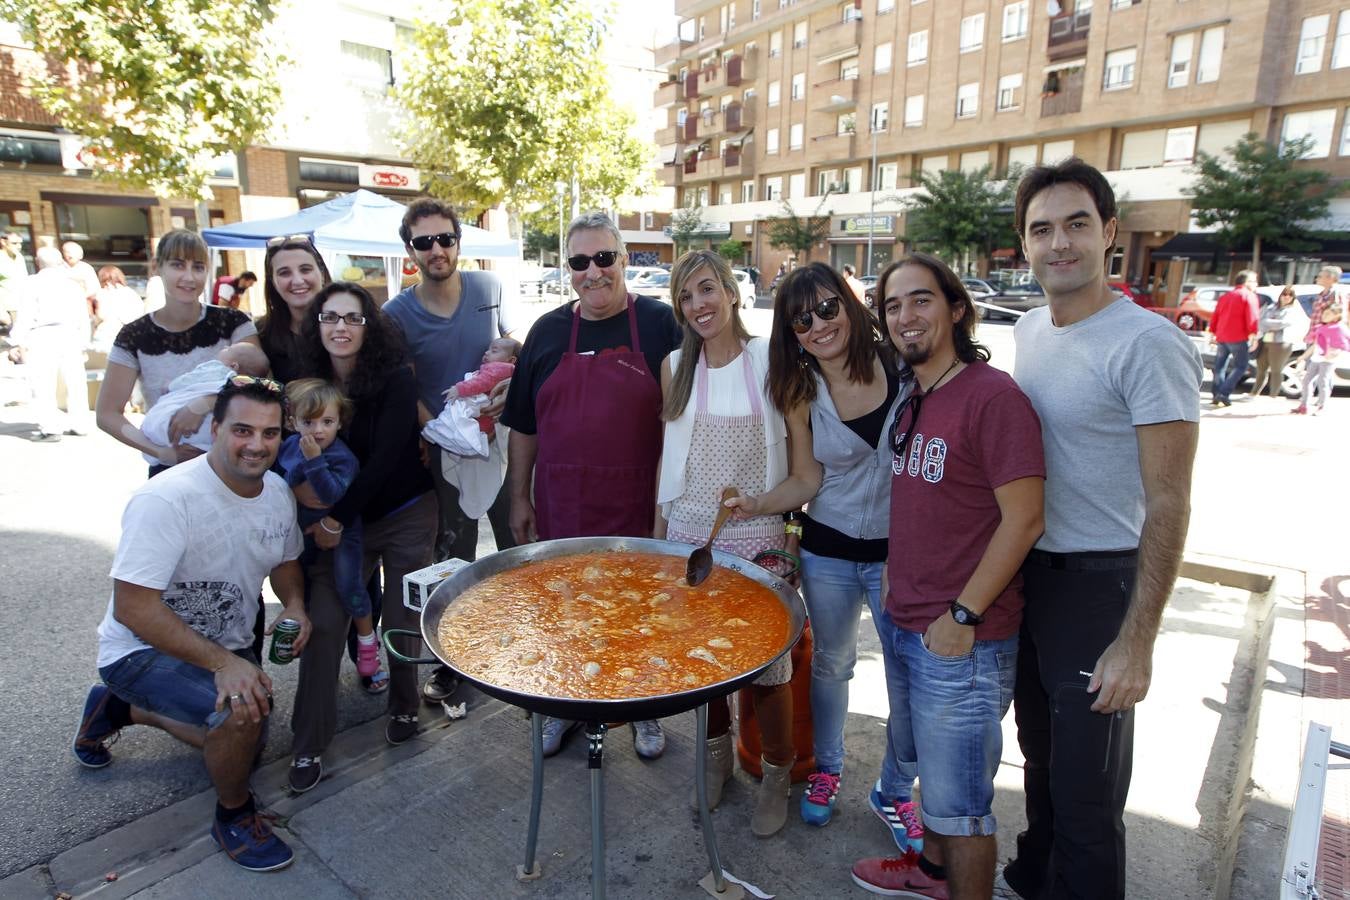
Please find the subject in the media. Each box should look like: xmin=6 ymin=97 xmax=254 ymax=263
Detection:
xmin=892 ymin=433 xmax=948 ymax=484
xmin=163 ymin=580 xmax=245 ymax=644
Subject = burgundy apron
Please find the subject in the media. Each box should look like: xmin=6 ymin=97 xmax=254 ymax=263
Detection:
xmin=534 ymin=295 xmax=663 ymax=540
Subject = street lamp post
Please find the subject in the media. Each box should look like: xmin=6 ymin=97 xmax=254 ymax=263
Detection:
xmin=555 ymin=180 xmax=566 ymax=300
xmin=866 ymin=127 xmax=878 ymax=277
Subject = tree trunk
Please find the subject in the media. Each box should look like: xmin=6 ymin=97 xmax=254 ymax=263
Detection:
xmin=1250 ymin=235 xmax=1261 ymax=272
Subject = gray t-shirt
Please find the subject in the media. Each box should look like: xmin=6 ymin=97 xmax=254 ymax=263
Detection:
xmin=1014 ymin=298 xmax=1202 ymax=553
xmin=383 ymin=271 xmax=519 ymax=417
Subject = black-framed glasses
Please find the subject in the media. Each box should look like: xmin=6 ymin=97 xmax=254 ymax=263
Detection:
xmin=566 ymin=250 xmax=620 ymax=271
xmin=228 ymin=374 xmax=283 ymax=393
xmin=791 ymin=296 xmax=842 ymax=334
xmin=888 ymin=391 xmax=923 ymax=461
xmin=266 ymin=233 xmax=312 ymax=247
xmin=317 ymin=311 xmax=367 ymax=326
xmin=409 ymin=231 xmax=460 ymax=252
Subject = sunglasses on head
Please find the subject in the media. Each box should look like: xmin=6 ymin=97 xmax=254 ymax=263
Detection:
xmin=409 ymin=231 xmax=460 ymax=252
xmin=790 ymin=296 xmax=842 ymax=334
xmin=228 ymin=374 xmax=283 ymax=393
xmin=317 ymin=311 xmax=367 ymax=326
xmin=266 ymin=233 xmax=312 ymax=247
xmin=567 ymin=250 xmax=620 ymax=271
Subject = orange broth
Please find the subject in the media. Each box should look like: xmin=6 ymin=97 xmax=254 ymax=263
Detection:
xmin=436 ymin=551 xmax=790 ymax=700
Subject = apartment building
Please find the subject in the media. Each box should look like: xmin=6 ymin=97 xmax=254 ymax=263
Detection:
xmin=654 ymin=0 xmax=1350 ymax=303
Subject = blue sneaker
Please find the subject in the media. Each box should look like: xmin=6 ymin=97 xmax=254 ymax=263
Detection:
xmin=800 ymin=770 xmax=841 ymax=826
xmin=72 ymin=683 xmax=119 ymax=768
xmin=869 ymin=780 xmax=924 ymax=853
xmin=212 ymin=807 xmax=294 ymax=872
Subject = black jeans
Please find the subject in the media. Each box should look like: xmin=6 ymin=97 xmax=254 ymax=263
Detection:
xmin=431 ymin=446 xmax=516 ymax=563
xmin=1011 ymin=552 xmax=1137 ymax=900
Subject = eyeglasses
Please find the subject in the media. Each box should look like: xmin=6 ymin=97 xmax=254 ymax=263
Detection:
xmin=317 ymin=311 xmax=367 ymax=326
xmin=266 ymin=234 xmax=312 ymax=247
xmin=888 ymin=391 xmax=923 ymax=461
xmin=566 ymin=250 xmax=620 ymax=271
xmin=228 ymin=374 xmax=283 ymax=393
xmin=790 ymin=297 xmax=842 ymax=334
xmin=409 ymin=232 xmax=460 ymax=252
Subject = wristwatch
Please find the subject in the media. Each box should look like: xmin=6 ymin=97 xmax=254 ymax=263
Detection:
xmin=949 ymin=600 xmax=984 ymax=627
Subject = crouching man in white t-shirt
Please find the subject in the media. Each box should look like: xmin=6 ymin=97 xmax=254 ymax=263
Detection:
xmin=71 ymin=376 xmax=312 ymax=873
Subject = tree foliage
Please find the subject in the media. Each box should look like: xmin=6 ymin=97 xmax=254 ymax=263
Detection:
xmin=669 ymin=205 xmax=705 ymax=254
xmin=1187 ymin=133 xmax=1345 ymax=269
xmin=717 ymin=239 xmax=745 ymax=262
xmin=398 ymin=0 xmax=653 ymax=219
xmin=902 ymin=166 xmax=1018 ymax=267
xmin=767 ymin=198 xmax=831 ymax=261
xmin=0 ymin=0 xmax=283 ymax=199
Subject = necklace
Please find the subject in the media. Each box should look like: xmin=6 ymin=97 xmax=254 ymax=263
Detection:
xmin=918 ymin=357 xmax=961 ymax=395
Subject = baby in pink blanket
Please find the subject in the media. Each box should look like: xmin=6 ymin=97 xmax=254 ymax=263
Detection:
xmin=443 ymin=337 xmax=521 ymax=434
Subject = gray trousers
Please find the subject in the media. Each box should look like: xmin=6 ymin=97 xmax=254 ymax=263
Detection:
xmin=1253 ymin=342 xmax=1294 ymax=397
xmin=1303 ymin=359 xmax=1335 ymax=407
xmin=291 ymin=492 xmax=437 ymax=758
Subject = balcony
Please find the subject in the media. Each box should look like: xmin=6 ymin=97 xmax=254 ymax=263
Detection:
xmin=810 ymin=130 xmax=857 ymax=162
xmin=683 ymin=146 xmax=756 ymax=183
xmin=655 ymin=37 xmax=694 ymax=67
xmin=654 ymin=80 xmax=681 ymax=108
xmin=683 ymin=115 xmax=700 ymax=142
xmin=813 ymin=77 xmax=858 ymax=112
xmin=658 ymin=162 xmax=683 ymax=188
xmin=1047 ymin=9 xmax=1091 ymax=62
xmin=724 ymin=102 xmax=753 ymax=131
xmin=683 ymin=70 xmax=701 ymax=101
xmin=813 ymin=18 xmax=862 ymax=61
xmin=697 ymin=49 xmax=756 ymax=94
xmin=655 ymin=123 xmax=681 ymax=146
xmin=1040 ymin=65 xmax=1085 ymax=117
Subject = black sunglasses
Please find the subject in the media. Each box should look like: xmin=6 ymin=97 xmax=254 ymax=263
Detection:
xmin=409 ymin=232 xmax=460 ymax=252
xmin=791 ymin=296 xmax=842 ymax=334
xmin=889 ymin=391 xmax=923 ymax=462
xmin=566 ymin=250 xmax=620 ymax=271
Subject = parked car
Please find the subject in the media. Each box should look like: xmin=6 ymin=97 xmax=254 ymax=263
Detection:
xmin=962 ymin=277 xmax=1001 ymax=299
xmin=625 ymin=266 xmax=664 ymax=291
xmin=731 ymin=268 xmax=757 ymax=308
xmin=981 ymin=279 xmax=1047 ymax=321
xmin=1193 ymin=332 xmax=1350 ymax=399
xmin=634 ymin=270 xmax=672 ymax=302
xmin=539 ymin=268 xmax=566 ymax=296
xmin=1170 ymin=283 xmax=1323 ymax=332
xmin=861 ymin=274 xmax=879 ymax=307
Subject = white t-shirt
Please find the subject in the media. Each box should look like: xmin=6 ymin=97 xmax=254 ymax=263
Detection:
xmin=96 ymin=456 xmax=302 ymax=668
xmin=1014 ymin=298 xmax=1202 ymax=553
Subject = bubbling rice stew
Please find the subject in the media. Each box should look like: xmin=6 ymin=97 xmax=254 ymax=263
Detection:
xmin=437 ymin=551 xmax=791 ymax=700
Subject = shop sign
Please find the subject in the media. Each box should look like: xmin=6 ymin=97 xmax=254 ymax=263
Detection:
xmin=840 ymin=215 xmax=894 ymax=235
xmin=359 ymin=163 xmax=420 ymax=191
xmin=661 ymin=222 xmax=732 ymax=237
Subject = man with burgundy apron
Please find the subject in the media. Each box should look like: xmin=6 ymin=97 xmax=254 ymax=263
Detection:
xmin=503 ymin=211 xmax=682 ymax=759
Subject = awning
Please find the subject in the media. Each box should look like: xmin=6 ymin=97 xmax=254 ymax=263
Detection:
xmin=724 ymin=131 xmax=752 ymax=145
xmin=1150 ymin=232 xmax=1350 ymax=263
xmin=1150 ymin=233 xmax=1220 ymax=261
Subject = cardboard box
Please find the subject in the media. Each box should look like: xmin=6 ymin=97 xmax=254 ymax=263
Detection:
xmin=403 ymin=558 xmax=470 ymax=612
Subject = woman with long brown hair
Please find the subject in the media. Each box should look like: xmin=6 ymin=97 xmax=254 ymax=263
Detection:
xmin=256 ymin=236 xmax=330 ymax=383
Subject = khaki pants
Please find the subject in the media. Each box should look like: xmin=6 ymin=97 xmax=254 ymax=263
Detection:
xmin=1253 ymin=342 xmax=1294 ymax=397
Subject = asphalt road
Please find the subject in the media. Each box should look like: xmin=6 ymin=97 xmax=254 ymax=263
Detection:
xmin=0 ymin=315 xmax=1019 ymax=879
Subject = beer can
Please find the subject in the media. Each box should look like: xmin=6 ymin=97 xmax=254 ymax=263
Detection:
xmin=268 ymin=618 xmax=301 ymax=665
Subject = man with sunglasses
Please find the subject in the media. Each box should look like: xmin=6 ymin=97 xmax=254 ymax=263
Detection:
xmin=385 ymin=197 xmax=523 ymax=706
xmin=1005 ymin=159 xmax=1201 ymax=900
xmin=852 ymin=254 xmax=1045 ymax=900
xmin=72 ymin=377 xmax=311 ymax=872
xmin=502 ymin=210 xmax=681 ymax=759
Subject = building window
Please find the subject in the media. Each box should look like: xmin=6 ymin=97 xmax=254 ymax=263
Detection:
xmin=921 ymin=155 xmax=946 ymax=175
xmin=753 ymin=0 xmax=761 ymax=20
xmin=1109 ymin=0 xmax=1140 ymax=8
xmin=1196 ymin=27 xmax=1223 ymax=83
xmin=1008 ymin=144 xmax=1038 ymax=169
xmin=877 ymin=162 xmax=898 ymax=190
xmin=1103 ymin=47 xmax=1136 ymax=90
xmin=871 ymin=101 xmax=889 ymax=131
xmin=1002 ymin=2 xmax=1028 ymax=41
xmin=719 ymin=187 xmax=733 ymax=205
xmin=1334 ymin=12 xmax=1350 ymax=69
xmin=960 ymin=14 xmax=985 ymax=52
xmin=843 ymin=166 xmax=863 ymax=192
xmin=817 ymin=169 xmax=838 ymax=194
xmin=789 ymin=172 xmax=806 ymax=197
xmin=1168 ymin=33 xmax=1192 ymax=88
xmin=1282 ymin=108 xmax=1335 ymax=158
xmin=1043 ymin=139 xmax=1075 ymax=163
xmin=768 ymin=80 xmax=781 ymax=105
xmin=875 ymin=41 xmax=893 ymax=73
xmin=841 ymin=2 xmax=862 ymax=22
xmin=728 ymin=2 xmax=736 ymax=29
xmin=766 ymin=127 xmax=780 ymax=153
xmin=790 ymin=122 xmax=804 ymax=149
xmin=907 ymin=31 xmax=928 ymax=65
xmin=878 ymin=0 xmax=895 ymax=11
xmin=837 ymin=112 xmax=856 ymax=134
xmin=997 ymin=72 xmax=1023 ymax=110
xmin=841 ymin=56 xmax=860 ymax=79
xmin=1340 ymin=111 xmax=1350 ymax=156
xmin=791 ymin=72 xmax=805 ymax=99
xmin=1163 ymin=126 xmax=1197 ymax=165
xmin=340 ymin=40 xmax=394 ymax=86
xmin=793 ymin=20 xmax=807 ymax=48
xmin=743 ymin=87 xmax=757 ymax=103
xmin=770 ymin=30 xmax=782 ymax=57
xmin=765 ymin=176 xmax=782 ymax=200
xmin=904 ymin=93 xmax=924 ymax=126
xmin=742 ymin=180 xmax=756 ymax=201
xmin=956 ymin=82 xmax=979 ymax=118
xmin=1297 ymin=15 xmax=1329 ymax=75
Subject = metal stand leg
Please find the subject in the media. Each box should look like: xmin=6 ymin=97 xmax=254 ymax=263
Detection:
xmin=517 ymin=712 xmax=545 ymax=881
xmin=587 ymin=722 xmax=608 ymax=900
xmin=695 ymin=703 xmax=728 ymax=892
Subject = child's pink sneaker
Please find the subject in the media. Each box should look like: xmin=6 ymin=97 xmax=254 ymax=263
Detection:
xmin=356 ymin=639 xmax=381 ymax=677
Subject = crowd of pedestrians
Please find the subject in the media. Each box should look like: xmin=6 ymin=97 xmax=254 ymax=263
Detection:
xmin=51 ymin=159 xmax=1229 ymax=898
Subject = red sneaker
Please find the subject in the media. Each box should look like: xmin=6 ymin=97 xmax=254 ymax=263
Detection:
xmin=851 ymin=849 xmax=950 ymax=898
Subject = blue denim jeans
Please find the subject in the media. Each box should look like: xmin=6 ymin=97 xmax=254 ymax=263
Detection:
xmin=101 ymin=646 xmax=262 ymax=730
xmin=876 ymin=609 xmax=1017 ymax=837
xmin=799 ymin=549 xmax=912 ymax=792
xmin=1213 ymin=340 xmax=1249 ymax=401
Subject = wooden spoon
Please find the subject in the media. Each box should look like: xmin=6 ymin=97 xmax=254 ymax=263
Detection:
xmin=686 ymin=486 xmax=740 ymax=587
